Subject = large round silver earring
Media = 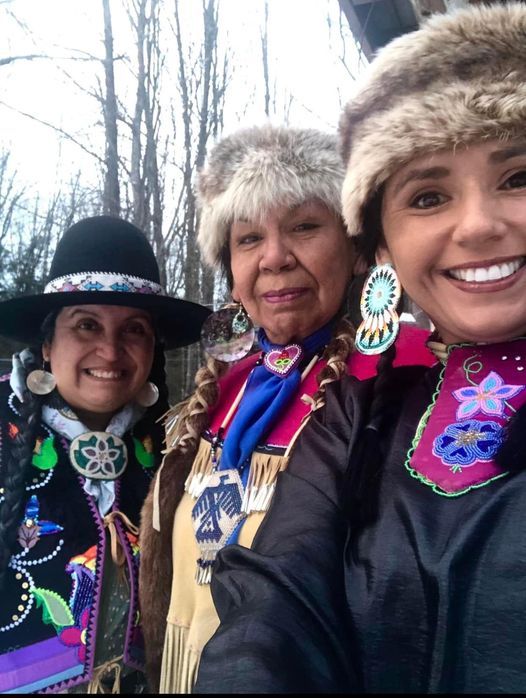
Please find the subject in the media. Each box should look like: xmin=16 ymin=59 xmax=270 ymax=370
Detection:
xmin=201 ymin=302 xmax=255 ymax=362
xmin=136 ymin=381 xmax=159 ymax=407
xmin=26 ymin=362 xmax=57 ymax=395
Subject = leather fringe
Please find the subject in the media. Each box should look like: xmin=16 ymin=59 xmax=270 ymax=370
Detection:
xmin=159 ymin=623 xmax=200 ymax=694
xmin=184 ymin=437 xmax=288 ymax=514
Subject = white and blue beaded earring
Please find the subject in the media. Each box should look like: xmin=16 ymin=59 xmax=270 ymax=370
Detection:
xmin=355 ymin=263 xmax=401 ymax=355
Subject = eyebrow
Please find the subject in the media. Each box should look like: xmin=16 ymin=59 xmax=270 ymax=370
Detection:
xmin=64 ymin=308 xmax=150 ymax=321
xmin=234 ymin=202 xmax=308 ymax=226
xmin=66 ymin=308 xmax=98 ymax=318
xmin=488 ymin=144 xmax=526 ymax=163
xmin=393 ymin=166 xmax=450 ymax=196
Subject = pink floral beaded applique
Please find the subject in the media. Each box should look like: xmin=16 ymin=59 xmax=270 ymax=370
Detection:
xmin=406 ymin=340 xmax=526 ymax=496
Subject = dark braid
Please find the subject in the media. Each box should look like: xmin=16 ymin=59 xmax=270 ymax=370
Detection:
xmin=0 ymin=350 xmax=45 ymax=591
xmin=494 ymin=404 xmax=526 ymax=474
xmin=308 ymin=317 xmax=356 ymax=413
xmin=134 ymin=340 xmax=171 ymax=457
xmin=344 ymin=343 xmax=397 ymax=528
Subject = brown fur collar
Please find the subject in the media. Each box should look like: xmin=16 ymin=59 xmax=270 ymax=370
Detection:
xmin=139 ymin=446 xmax=197 ymax=692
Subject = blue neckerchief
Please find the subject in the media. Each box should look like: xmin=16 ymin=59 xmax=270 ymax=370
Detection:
xmin=191 ymin=319 xmax=336 ymax=576
xmin=219 ymin=319 xmax=335 ymax=477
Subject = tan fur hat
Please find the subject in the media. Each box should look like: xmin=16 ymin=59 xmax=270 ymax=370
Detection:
xmin=340 ymin=2 xmax=526 ymax=237
xmin=197 ymin=125 xmax=345 ymax=267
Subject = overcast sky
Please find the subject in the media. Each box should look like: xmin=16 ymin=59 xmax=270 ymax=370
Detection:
xmin=0 ymin=0 xmax=365 ymax=195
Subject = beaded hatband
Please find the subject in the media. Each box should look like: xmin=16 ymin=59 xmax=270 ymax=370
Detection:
xmin=44 ymin=272 xmax=164 ymax=296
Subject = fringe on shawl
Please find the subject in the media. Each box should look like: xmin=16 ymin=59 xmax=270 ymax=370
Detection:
xmin=159 ymin=624 xmax=200 ymax=695
xmin=184 ymin=437 xmax=288 ymax=514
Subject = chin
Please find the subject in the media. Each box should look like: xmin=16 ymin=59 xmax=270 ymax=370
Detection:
xmin=436 ymin=313 xmax=526 ymax=345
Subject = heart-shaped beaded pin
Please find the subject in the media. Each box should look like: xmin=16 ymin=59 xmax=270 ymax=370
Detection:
xmin=264 ymin=344 xmax=303 ymax=377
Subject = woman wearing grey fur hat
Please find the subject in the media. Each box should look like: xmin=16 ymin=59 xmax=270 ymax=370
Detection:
xmin=193 ymin=3 xmax=526 ymax=694
xmin=138 ymin=125 xmax=431 ymax=692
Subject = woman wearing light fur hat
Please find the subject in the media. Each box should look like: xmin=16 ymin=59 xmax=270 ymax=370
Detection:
xmin=138 ymin=125 xmax=432 ymax=692
xmin=192 ymin=3 xmax=526 ymax=694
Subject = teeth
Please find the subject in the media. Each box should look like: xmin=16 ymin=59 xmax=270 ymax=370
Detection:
xmin=450 ymin=258 xmax=523 ymax=283
xmin=87 ymin=369 xmax=122 ymax=379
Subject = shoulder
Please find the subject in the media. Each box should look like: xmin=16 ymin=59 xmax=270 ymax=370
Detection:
xmin=346 ymin=323 xmax=435 ymax=381
xmin=394 ymin=323 xmax=435 ymax=367
xmin=326 ymin=362 xmax=432 ymax=416
xmin=209 ymin=352 xmax=260 ymax=430
xmin=218 ymin=352 xmax=260 ymax=388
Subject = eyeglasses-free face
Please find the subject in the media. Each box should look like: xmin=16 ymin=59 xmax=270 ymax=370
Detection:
xmin=229 ymin=200 xmax=353 ymax=345
xmin=379 ymin=139 xmax=526 ymax=346
xmin=44 ymin=305 xmax=155 ymax=430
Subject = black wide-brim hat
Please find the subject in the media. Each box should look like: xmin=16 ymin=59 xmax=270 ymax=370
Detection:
xmin=0 ymin=216 xmax=211 ymax=349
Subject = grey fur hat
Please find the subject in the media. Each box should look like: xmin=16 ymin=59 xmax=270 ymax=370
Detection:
xmin=197 ymin=125 xmax=346 ymax=267
xmin=340 ymin=2 xmax=526 ymax=237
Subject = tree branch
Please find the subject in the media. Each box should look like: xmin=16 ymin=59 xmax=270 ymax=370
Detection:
xmin=0 ymin=99 xmax=106 ymax=165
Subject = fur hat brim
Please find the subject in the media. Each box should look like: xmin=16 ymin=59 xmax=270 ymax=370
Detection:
xmin=339 ymin=3 xmax=526 ymax=236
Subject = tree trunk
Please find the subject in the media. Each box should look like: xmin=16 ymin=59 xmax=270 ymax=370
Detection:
xmin=102 ymin=0 xmax=120 ymax=216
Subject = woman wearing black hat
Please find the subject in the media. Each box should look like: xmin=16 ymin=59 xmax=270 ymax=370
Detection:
xmin=0 ymin=216 xmax=209 ymax=694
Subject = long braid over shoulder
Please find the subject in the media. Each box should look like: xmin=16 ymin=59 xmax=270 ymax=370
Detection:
xmin=164 ymin=355 xmax=229 ymax=456
xmin=0 ymin=350 xmax=44 ymax=591
xmin=308 ymin=317 xmax=356 ymax=413
xmin=134 ymin=341 xmax=171 ymax=455
xmin=344 ymin=343 xmax=397 ymax=527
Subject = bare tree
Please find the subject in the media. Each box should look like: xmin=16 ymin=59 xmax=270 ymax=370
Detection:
xmin=170 ymin=0 xmax=229 ymax=390
xmin=127 ymin=0 xmax=167 ymax=283
xmin=261 ymin=0 xmax=270 ymax=117
xmin=101 ymin=0 xmax=120 ymax=215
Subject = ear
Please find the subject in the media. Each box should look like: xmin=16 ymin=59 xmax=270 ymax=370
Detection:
xmin=375 ymin=242 xmax=393 ymax=267
xmin=42 ymin=342 xmax=51 ymax=363
xmin=353 ymin=254 xmax=368 ymax=276
xmin=231 ymin=285 xmax=241 ymax=303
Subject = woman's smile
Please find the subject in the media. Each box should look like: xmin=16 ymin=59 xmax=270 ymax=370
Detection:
xmin=444 ymin=256 xmax=525 ymax=288
xmin=82 ymin=367 xmax=127 ymax=380
xmin=229 ymin=200 xmax=353 ymax=344
xmin=261 ymin=287 xmax=309 ymax=304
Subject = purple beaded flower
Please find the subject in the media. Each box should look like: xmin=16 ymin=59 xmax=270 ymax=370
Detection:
xmin=453 ymin=371 xmax=523 ymax=420
xmin=433 ymin=419 xmax=503 ymax=468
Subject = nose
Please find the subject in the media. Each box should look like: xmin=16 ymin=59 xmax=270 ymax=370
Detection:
xmin=95 ymin=331 xmax=124 ymax=362
xmin=259 ymin=233 xmax=296 ymax=272
xmin=452 ymin=191 xmax=506 ymax=247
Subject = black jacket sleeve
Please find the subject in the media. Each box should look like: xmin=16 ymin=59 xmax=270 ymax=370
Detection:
xmin=194 ymin=375 xmax=370 ymax=694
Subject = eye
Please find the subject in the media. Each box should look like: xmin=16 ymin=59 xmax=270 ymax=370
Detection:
xmin=124 ymin=321 xmax=152 ymax=336
xmin=502 ymin=170 xmax=526 ymax=190
xmin=76 ymin=318 xmax=99 ymax=331
xmin=409 ymin=191 xmax=448 ymax=209
xmin=235 ymin=233 xmax=261 ymax=246
xmin=292 ymin=221 xmax=320 ymax=232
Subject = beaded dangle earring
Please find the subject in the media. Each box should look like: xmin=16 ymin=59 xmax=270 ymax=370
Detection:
xmin=355 ymin=263 xmax=401 ymax=355
xmin=201 ymin=302 xmax=255 ymax=362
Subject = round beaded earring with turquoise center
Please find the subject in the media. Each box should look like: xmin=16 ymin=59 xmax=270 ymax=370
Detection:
xmin=355 ymin=263 xmax=401 ymax=355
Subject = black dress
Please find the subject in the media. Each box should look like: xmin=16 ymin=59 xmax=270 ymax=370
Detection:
xmin=194 ymin=362 xmax=526 ymax=693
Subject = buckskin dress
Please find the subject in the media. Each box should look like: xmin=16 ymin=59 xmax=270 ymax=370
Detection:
xmin=139 ymin=322 xmax=434 ymax=693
